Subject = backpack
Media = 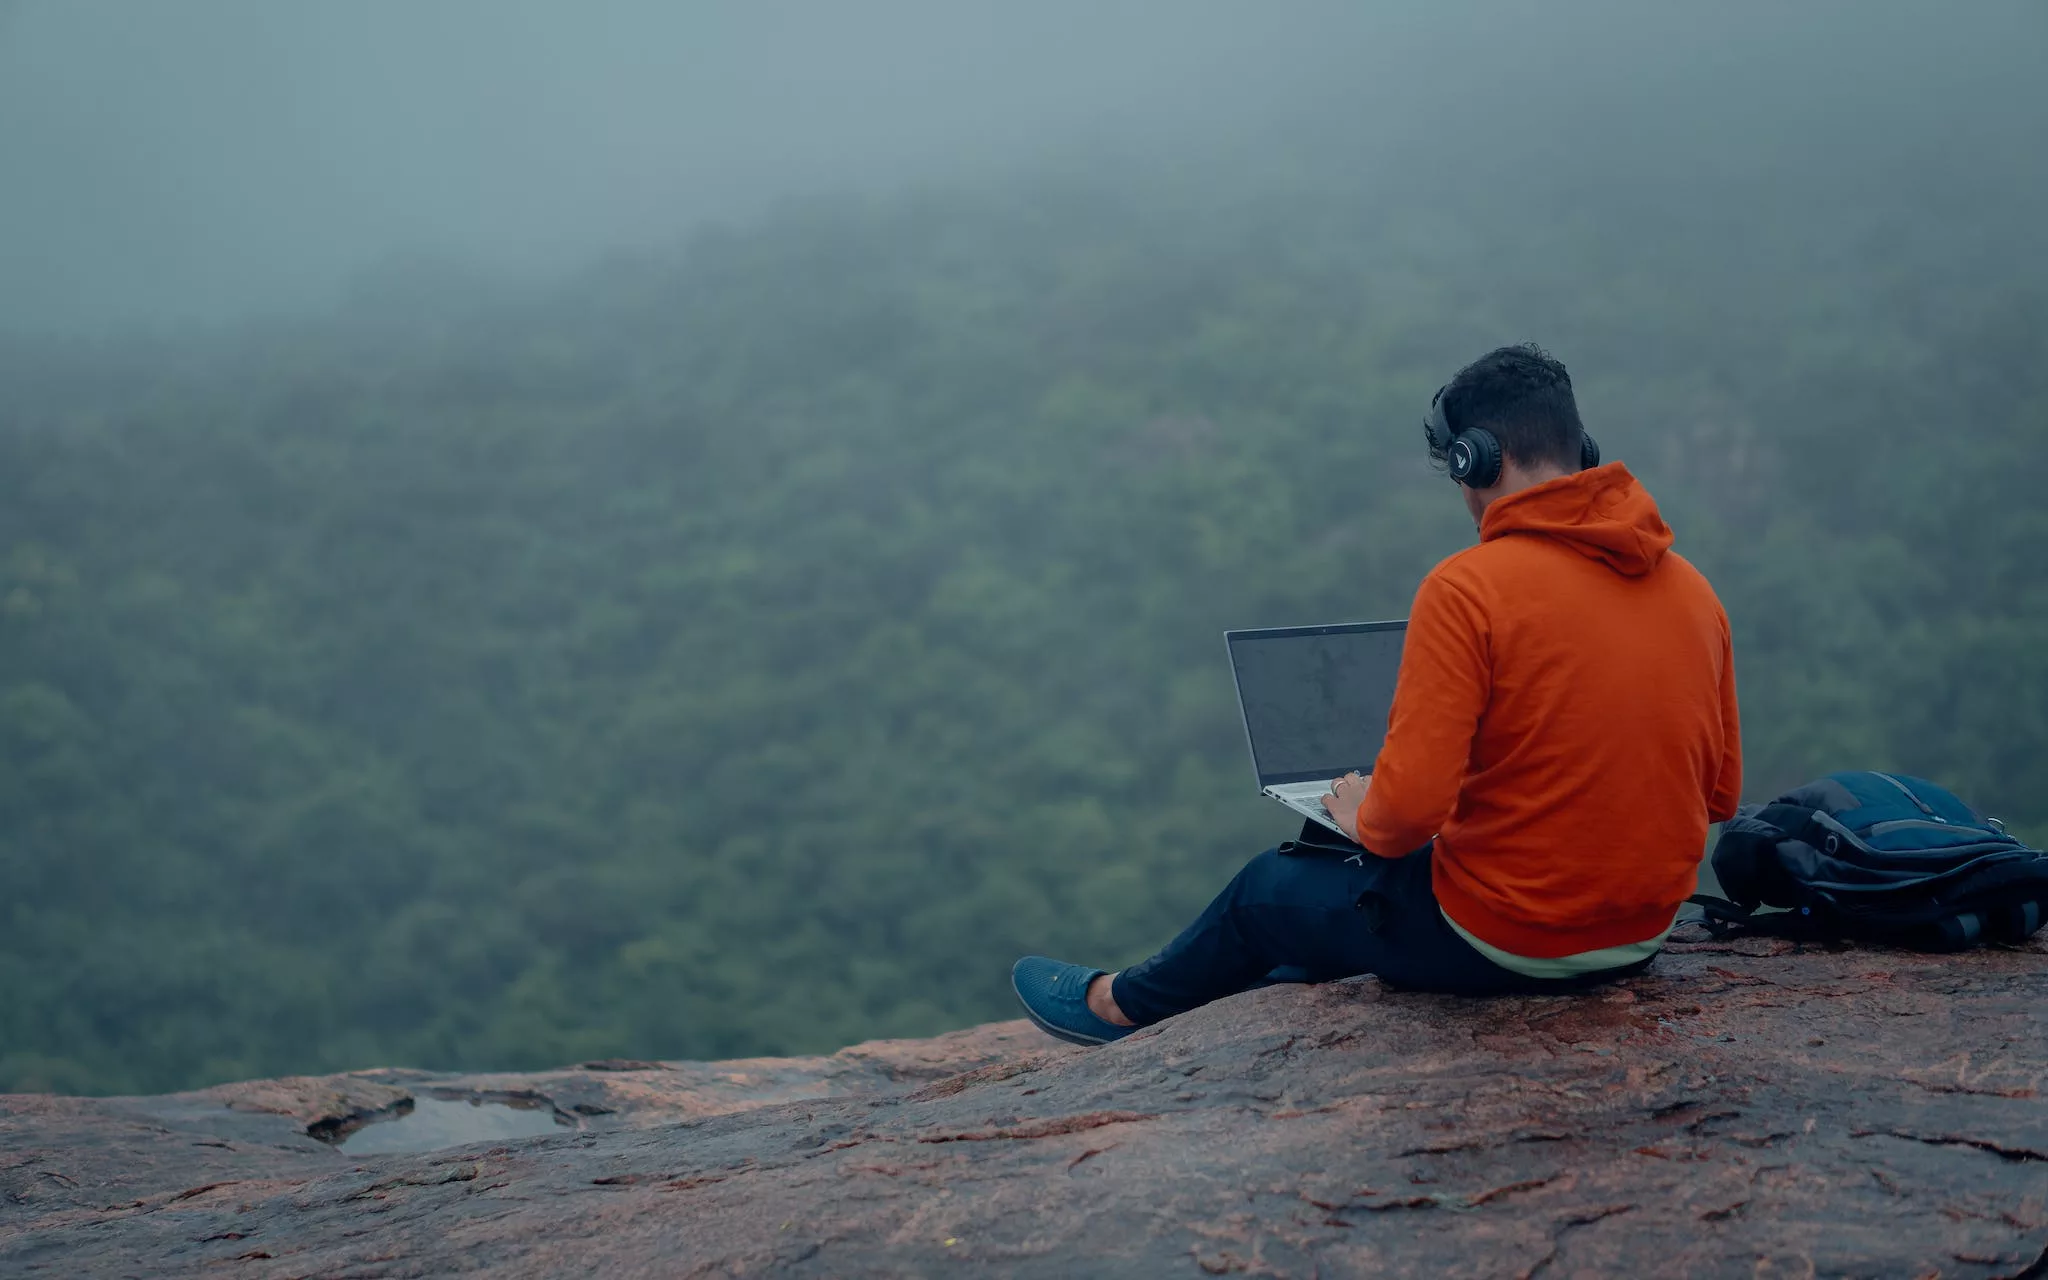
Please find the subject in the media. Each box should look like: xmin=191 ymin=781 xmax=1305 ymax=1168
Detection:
xmin=1690 ymin=771 xmax=2048 ymax=951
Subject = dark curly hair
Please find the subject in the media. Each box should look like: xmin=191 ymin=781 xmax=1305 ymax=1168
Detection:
xmin=1426 ymin=344 xmax=1588 ymax=475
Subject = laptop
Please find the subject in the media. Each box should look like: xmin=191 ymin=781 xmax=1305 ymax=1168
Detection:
xmin=1225 ymin=620 xmax=1407 ymax=837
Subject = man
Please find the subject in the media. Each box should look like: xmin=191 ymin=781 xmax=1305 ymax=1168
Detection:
xmin=1012 ymin=344 xmax=1742 ymax=1044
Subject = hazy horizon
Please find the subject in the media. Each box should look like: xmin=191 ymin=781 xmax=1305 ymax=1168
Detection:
xmin=5 ymin=1 xmax=2044 ymax=336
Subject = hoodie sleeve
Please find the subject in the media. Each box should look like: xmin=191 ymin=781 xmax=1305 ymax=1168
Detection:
xmin=1707 ymin=610 xmax=1743 ymax=823
xmin=1355 ymin=568 xmax=1490 ymax=857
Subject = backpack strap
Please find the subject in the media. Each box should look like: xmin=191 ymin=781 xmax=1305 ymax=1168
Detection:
xmin=1753 ymin=802 xmax=1845 ymax=853
xmin=1936 ymin=911 xmax=1984 ymax=949
xmin=1991 ymin=896 xmax=2045 ymax=943
xmin=1277 ymin=818 xmax=1372 ymax=862
xmin=1687 ymin=893 xmax=1839 ymax=942
xmin=1686 ymin=894 xmax=1755 ymax=939
xmin=1871 ymin=771 xmax=1942 ymax=819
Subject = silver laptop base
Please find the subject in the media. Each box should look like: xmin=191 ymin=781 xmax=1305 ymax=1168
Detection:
xmin=1262 ymin=780 xmax=1351 ymax=838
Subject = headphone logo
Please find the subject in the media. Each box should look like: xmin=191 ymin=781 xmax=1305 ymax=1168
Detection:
xmin=1424 ymin=384 xmax=1599 ymax=488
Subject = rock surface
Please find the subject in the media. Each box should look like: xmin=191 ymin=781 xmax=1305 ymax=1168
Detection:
xmin=4 ymin=931 xmax=2045 ymax=1278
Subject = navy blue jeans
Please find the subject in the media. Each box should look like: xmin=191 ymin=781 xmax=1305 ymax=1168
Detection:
xmin=1109 ymin=842 xmax=1651 ymax=1026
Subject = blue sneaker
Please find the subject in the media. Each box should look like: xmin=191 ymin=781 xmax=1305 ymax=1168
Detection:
xmin=1010 ymin=956 xmax=1138 ymax=1046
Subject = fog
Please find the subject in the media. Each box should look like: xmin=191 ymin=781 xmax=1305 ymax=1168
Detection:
xmin=1 ymin=0 xmax=1384 ymax=330
xmin=5 ymin=1 xmax=2042 ymax=334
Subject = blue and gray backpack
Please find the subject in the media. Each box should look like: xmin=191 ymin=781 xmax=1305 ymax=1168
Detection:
xmin=1690 ymin=771 xmax=2048 ymax=951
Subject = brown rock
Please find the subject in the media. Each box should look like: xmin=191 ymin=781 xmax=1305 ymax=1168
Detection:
xmin=3 ymin=936 xmax=2045 ymax=1277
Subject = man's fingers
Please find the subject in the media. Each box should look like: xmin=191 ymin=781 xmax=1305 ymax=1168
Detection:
xmin=1320 ymin=771 xmax=1371 ymax=816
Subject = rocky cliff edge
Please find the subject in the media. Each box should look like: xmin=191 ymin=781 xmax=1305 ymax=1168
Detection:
xmin=3 ymin=930 xmax=2045 ymax=1278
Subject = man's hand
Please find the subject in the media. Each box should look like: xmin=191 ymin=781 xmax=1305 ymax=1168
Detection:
xmin=1321 ymin=771 xmax=1370 ymax=843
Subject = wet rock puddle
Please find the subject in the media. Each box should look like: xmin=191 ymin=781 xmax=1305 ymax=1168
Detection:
xmin=331 ymin=1094 xmax=573 ymax=1155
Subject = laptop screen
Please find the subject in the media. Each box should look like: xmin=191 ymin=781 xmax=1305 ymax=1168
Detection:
xmin=1225 ymin=621 xmax=1407 ymax=787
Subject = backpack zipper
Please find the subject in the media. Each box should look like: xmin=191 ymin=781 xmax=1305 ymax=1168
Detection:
xmin=1873 ymin=771 xmax=1947 ymax=823
xmin=1864 ymin=818 xmax=1985 ymax=840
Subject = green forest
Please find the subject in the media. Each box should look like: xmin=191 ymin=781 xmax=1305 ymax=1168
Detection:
xmin=3 ymin=146 xmax=2044 ymax=1094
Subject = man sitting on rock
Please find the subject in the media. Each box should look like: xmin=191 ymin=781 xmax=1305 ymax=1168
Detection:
xmin=1012 ymin=343 xmax=1743 ymax=1044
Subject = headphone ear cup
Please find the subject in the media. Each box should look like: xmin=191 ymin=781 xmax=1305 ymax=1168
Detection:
xmin=1580 ymin=431 xmax=1601 ymax=470
xmin=1446 ymin=436 xmax=1477 ymax=484
xmin=1455 ymin=427 xmax=1504 ymax=488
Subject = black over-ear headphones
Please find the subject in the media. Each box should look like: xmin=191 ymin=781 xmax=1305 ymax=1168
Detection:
xmin=1424 ymin=384 xmax=1600 ymax=488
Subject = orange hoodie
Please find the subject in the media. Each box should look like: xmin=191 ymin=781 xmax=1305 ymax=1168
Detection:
xmin=1355 ymin=463 xmax=1741 ymax=958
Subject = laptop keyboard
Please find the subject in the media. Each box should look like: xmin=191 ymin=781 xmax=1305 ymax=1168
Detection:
xmin=1267 ymin=781 xmax=1346 ymax=829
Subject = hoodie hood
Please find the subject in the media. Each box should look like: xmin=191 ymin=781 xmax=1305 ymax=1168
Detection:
xmin=1478 ymin=462 xmax=1672 ymax=577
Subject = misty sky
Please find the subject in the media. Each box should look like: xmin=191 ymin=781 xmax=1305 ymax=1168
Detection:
xmin=2 ymin=1 xmax=2043 ymax=335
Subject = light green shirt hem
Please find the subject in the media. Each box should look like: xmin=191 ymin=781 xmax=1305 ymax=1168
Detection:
xmin=1442 ymin=908 xmax=1673 ymax=979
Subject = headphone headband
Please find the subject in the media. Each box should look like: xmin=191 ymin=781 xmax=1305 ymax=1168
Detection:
xmin=1424 ymin=386 xmax=1456 ymax=458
